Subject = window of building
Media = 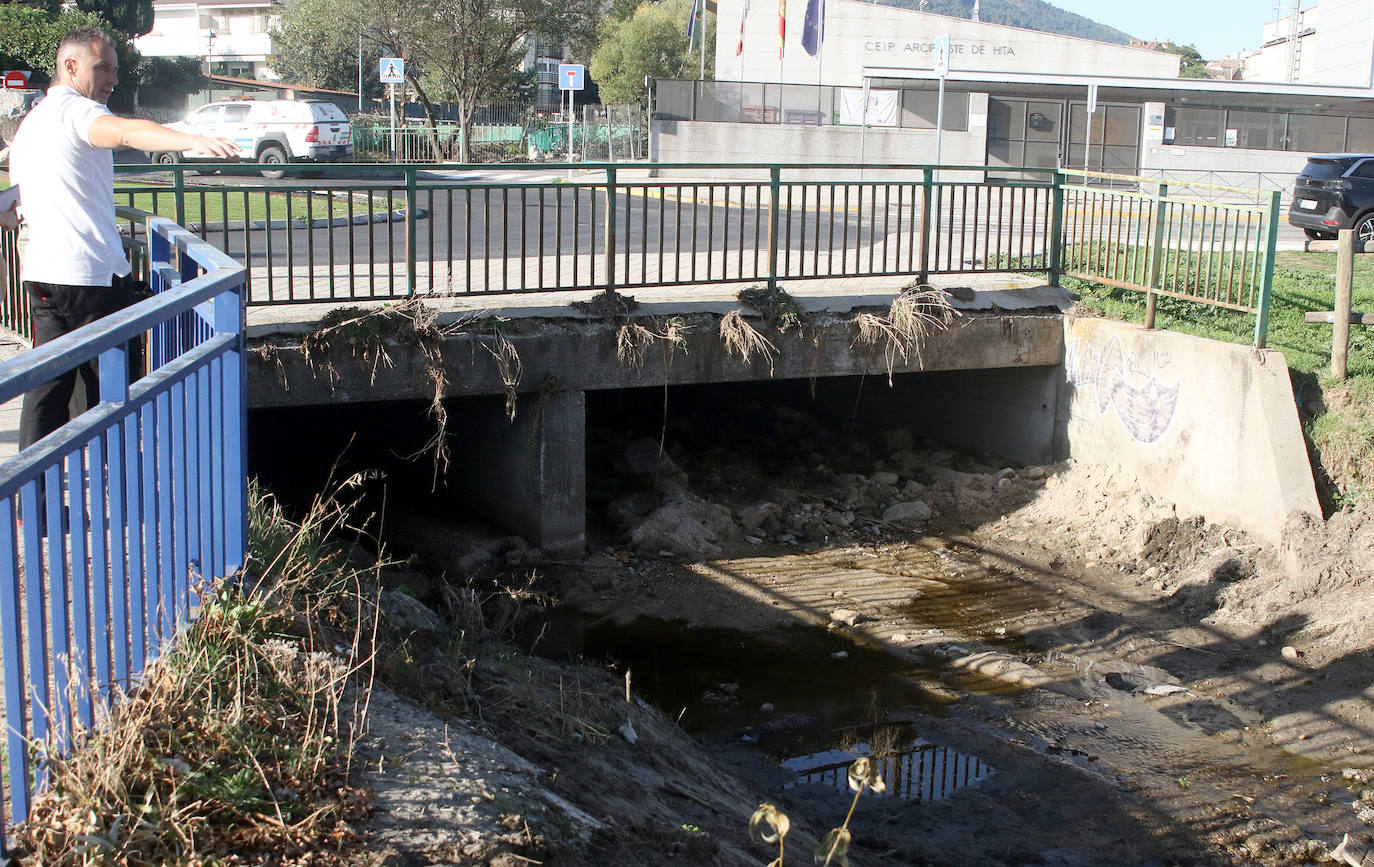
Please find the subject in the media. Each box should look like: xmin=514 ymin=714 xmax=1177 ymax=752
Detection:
xmin=899 ymin=90 xmax=969 ymax=131
xmin=1225 ymin=110 xmax=1286 ymax=149
xmin=1346 ymin=117 xmax=1374 ymax=151
xmin=1164 ymin=106 xmax=1223 ymax=147
xmin=1287 ymin=113 xmax=1346 ymax=153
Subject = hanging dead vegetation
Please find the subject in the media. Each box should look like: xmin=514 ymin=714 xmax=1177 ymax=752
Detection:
xmin=298 ymin=300 xmax=525 ymax=486
xmin=719 ymin=310 xmax=778 ymax=376
xmin=483 ymin=324 xmax=524 ymax=422
xmin=852 ymin=285 xmax=959 ymax=384
xmin=737 ymin=284 xmax=807 ymax=333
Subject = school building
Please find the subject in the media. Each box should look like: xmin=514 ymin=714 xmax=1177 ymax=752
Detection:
xmin=650 ymin=0 xmax=1374 ymax=187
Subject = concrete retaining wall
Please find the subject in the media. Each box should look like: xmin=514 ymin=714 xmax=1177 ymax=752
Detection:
xmin=650 ymin=120 xmax=989 ymax=181
xmin=1060 ymin=318 xmax=1320 ymax=544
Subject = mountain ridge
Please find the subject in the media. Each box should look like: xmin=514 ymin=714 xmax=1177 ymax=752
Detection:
xmin=876 ymin=0 xmax=1135 ymax=46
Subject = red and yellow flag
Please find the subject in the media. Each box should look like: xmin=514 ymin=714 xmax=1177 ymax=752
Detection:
xmin=736 ymin=0 xmax=750 ymax=56
xmin=778 ymin=0 xmax=786 ymax=58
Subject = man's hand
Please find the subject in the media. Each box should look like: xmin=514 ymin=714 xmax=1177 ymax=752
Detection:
xmin=0 ymin=202 xmax=18 ymax=231
xmin=186 ymin=135 xmax=239 ymax=159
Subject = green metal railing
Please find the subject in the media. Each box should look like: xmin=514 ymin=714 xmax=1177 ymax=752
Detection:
xmin=0 ymin=162 xmax=1281 ymax=346
xmin=1058 ymin=169 xmax=1280 ymax=347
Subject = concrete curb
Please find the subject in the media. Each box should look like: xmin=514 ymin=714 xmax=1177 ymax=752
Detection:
xmin=243 ymin=279 xmax=1065 ymax=340
xmin=186 ymin=208 xmax=427 ymax=234
xmin=1303 ymin=238 xmax=1369 ymax=253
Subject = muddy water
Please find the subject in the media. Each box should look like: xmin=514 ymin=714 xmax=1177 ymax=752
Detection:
xmin=540 ymin=534 xmax=1356 ymax=862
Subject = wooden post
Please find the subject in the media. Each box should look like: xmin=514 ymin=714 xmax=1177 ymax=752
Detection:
xmin=1333 ymin=228 xmax=1354 ymax=380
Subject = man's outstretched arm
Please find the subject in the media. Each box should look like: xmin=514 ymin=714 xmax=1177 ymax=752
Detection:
xmin=87 ymin=115 xmax=239 ymax=157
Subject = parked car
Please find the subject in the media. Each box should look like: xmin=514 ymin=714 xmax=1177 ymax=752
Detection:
xmin=1287 ymin=153 xmax=1374 ymax=241
xmin=147 ymin=99 xmax=352 ymax=179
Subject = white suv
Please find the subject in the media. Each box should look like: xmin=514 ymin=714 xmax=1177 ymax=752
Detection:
xmin=148 ymin=99 xmax=353 ymax=179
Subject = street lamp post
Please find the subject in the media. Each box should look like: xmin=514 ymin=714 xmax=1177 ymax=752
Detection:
xmin=205 ymin=29 xmax=217 ymax=101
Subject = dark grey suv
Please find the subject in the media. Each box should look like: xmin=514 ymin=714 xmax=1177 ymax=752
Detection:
xmin=1288 ymin=154 xmax=1374 ymax=241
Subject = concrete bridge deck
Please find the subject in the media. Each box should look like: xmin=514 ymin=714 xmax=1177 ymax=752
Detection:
xmin=244 ymin=274 xmax=1072 ymax=554
xmin=0 ymin=273 xmax=1073 ymax=556
xmin=0 ymin=270 xmax=1322 ymax=567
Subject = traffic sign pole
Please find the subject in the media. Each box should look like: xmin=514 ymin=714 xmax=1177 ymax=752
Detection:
xmin=379 ymin=58 xmax=406 ymax=162
xmin=557 ymin=64 xmax=585 ymax=177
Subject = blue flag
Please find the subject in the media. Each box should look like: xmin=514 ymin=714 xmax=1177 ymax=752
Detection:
xmin=801 ymin=0 xmax=824 ymax=56
xmin=687 ymin=0 xmax=701 ymax=48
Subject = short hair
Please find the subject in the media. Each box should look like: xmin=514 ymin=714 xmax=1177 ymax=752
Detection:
xmin=55 ymin=27 xmax=115 ymax=69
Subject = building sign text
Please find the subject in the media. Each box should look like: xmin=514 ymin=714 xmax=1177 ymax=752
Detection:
xmin=863 ymin=40 xmax=1015 ymax=57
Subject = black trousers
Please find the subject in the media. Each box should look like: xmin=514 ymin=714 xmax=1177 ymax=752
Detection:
xmin=18 ymin=276 xmax=144 ymax=451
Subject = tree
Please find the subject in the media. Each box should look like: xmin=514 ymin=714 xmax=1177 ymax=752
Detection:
xmin=272 ymin=0 xmax=601 ymax=162
xmin=135 ymin=55 xmax=205 ymax=108
xmin=1157 ymin=41 xmax=1207 ymax=78
xmin=0 ymin=5 xmax=152 ymax=112
xmin=590 ymin=0 xmax=704 ymax=105
xmin=271 ymin=0 xmax=383 ymax=99
xmin=0 ymin=4 xmax=110 ymax=76
xmin=410 ymin=0 xmax=602 ymax=160
xmin=75 ymin=0 xmax=153 ymax=38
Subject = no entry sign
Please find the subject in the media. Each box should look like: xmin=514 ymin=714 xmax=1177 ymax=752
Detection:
xmin=3 ymin=71 xmax=29 ymax=89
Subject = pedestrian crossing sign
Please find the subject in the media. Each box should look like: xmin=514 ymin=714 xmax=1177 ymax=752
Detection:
xmin=379 ymin=58 xmax=405 ymax=84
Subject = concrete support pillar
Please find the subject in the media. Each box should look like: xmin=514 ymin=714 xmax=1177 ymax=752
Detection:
xmin=452 ymin=389 xmax=586 ymax=556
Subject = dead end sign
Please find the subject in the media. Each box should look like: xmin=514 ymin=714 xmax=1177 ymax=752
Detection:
xmin=558 ymin=64 xmax=585 ymax=91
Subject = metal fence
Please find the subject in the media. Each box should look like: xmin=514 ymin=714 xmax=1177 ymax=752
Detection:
xmin=0 ymin=215 xmax=247 ymax=852
xmin=3 ymin=161 xmax=1280 ymax=346
xmin=1057 ymin=169 xmax=1280 ymax=346
xmin=350 ymin=104 xmax=647 ymax=164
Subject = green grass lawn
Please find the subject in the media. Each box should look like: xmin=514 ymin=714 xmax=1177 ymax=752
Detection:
xmin=1068 ymin=250 xmax=1374 ymax=378
xmin=1 ymin=171 xmax=390 ymax=225
xmin=1070 ymin=250 xmax=1374 ymax=505
xmin=116 ymin=182 xmax=394 ymax=225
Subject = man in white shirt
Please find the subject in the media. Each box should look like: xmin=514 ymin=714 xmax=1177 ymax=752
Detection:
xmin=9 ymin=26 xmax=238 ymax=450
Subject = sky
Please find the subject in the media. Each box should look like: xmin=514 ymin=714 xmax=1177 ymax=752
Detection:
xmin=1044 ymin=0 xmax=1291 ymax=59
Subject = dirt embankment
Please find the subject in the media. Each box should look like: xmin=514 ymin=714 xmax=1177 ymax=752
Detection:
xmin=355 ymin=394 xmax=1374 ymax=866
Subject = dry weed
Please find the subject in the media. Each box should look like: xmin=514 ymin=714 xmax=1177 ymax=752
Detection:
xmin=719 ymin=310 xmax=777 ymax=376
xmin=14 ymin=480 xmax=382 ymax=864
xmin=615 ymin=317 xmax=692 ymax=372
xmin=617 ymin=323 xmax=655 ymax=371
xmin=853 ymin=286 xmax=958 ymax=384
xmin=483 ymin=325 xmax=524 ymax=423
xmin=738 ymin=284 xmax=806 ymax=333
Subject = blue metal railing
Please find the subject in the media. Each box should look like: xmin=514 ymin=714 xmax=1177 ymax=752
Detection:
xmin=0 ymin=216 xmax=247 ymax=847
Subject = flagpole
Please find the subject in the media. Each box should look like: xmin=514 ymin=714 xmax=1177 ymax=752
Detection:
xmin=701 ymin=4 xmax=707 ymax=81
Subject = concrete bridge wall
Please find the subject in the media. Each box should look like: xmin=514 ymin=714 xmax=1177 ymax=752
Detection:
xmin=246 ymin=304 xmax=1320 ymax=553
xmin=248 ymin=306 xmax=1065 ymax=554
xmin=1060 ymin=318 xmax=1320 ymax=545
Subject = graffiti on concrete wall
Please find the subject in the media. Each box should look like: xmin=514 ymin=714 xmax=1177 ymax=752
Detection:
xmin=1066 ymin=335 xmax=1180 ymax=444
